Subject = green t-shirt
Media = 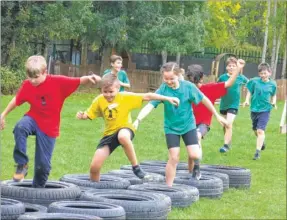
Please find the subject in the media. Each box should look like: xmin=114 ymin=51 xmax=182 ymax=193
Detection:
xmin=246 ymin=77 xmax=277 ymax=112
xmin=218 ymin=73 xmax=249 ymax=110
xmin=103 ymin=69 xmax=130 ymax=92
xmin=150 ymin=80 xmax=203 ymax=135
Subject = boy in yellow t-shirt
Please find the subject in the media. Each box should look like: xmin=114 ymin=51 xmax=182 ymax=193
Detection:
xmin=77 ymin=74 xmax=179 ymax=182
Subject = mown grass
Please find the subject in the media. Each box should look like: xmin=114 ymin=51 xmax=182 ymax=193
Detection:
xmin=1 ymin=93 xmax=286 ymax=219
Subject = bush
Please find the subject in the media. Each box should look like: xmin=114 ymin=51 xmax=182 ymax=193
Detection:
xmin=1 ymin=66 xmax=26 ymax=95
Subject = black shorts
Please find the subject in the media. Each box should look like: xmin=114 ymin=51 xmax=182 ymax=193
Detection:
xmin=165 ymin=129 xmax=198 ymax=149
xmin=97 ymin=128 xmax=134 ymax=154
xmin=196 ymin=124 xmax=210 ymax=139
xmin=220 ymin=108 xmax=238 ymax=115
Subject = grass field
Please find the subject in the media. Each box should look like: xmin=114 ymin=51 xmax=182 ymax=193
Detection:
xmin=1 ymin=93 xmax=286 ymax=219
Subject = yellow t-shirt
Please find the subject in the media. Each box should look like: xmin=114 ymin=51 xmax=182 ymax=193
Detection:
xmin=85 ymin=92 xmax=143 ymax=136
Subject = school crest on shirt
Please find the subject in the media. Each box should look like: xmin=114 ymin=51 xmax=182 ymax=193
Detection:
xmin=104 ymin=103 xmax=119 ymax=120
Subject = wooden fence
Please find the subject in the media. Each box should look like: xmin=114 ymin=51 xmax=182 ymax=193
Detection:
xmin=53 ymin=62 xmax=286 ymax=101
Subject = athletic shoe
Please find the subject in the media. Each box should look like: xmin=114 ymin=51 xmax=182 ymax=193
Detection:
xmin=13 ymin=164 xmax=28 ymax=182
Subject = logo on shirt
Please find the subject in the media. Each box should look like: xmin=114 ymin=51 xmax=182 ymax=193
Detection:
xmin=104 ymin=103 xmax=119 ymax=120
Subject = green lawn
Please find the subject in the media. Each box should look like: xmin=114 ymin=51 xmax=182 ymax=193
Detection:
xmin=1 ymin=93 xmax=286 ymax=219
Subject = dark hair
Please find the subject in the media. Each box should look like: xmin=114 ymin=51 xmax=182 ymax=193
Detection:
xmin=100 ymin=73 xmax=120 ymax=89
xmin=226 ymin=57 xmax=238 ymax=65
xmin=110 ymin=55 xmax=123 ymax=63
xmin=258 ymin=62 xmax=271 ymax=73
xmin=160 ymin=62 xmax=182 ymax=76
xmin=185 ymin=64 xmax=204 ymax=84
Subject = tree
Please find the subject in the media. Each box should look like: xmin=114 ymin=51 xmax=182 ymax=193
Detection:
xmin=262 ymin=0 xmax=271 ymax=63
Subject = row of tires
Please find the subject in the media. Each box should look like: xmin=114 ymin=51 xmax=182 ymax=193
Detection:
xmin=1 ymin=162 xmax=251 ymax=219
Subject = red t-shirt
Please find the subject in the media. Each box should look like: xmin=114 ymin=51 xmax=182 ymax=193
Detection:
xmin=192 ymin=82 xmax=227 ymax=126
xmin=15 ymin=75 xmax=80 ymax=137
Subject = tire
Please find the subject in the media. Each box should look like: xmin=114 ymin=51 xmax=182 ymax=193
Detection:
xmin=1 ymin=180 xmax=81 ymax=207
xmin=176 ymin=170 xmax=230 ymax=191
xmin=174 ymin=175 xmax=223 ymax=199
xmin=106 ymin=171 xmax=143 ymax=185
xmin=201 ymin=165 xmax=251 ymax=189
xmin=60 ymin=174 xmax=130 ymax=189
xmin=108 ymin=170 xmax=165 ymax=183
xmin=17 ymin=213 xmax=102 ymax=219
xmin=48 ymin=201 xmax=125 ymax=220
xmin=1 ymin=198 xmax=25 ymax=220
xmin=24 ymin=203 xmax=47 ymax=213
xmin=120 ymin=165 xmax=166 ymax=176
xmin=140 ymin=160 xmax=188 ymax=170
xmin=80 ymin=189 xmax=171 ymax=219
xmin=128 ymin=183 xmax=199 ymax=207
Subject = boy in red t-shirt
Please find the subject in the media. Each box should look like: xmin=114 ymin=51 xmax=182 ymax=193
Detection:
xmin=185 ymin=59 xmax=244 ymax=173
xmin=0 ymin=55 xmax=101 ymax=187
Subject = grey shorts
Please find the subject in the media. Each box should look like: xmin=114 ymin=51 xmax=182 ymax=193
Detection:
xmin=196 ymin=124 xmax=210 ymax=139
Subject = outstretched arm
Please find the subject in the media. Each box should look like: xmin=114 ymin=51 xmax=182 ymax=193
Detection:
xmin=133 ymin=103 xmax=155 ymax=130
xmin=80 ymin=74 xmax=101 ymax=85
xmin=201 ymin=96 xmax=228 ymax=127
xmin=119 ymin=81 xmax=131 ymax=88
xmin=0 ymin=97 xmax=17 ymax=130
xmin=142 ymin=93 xmax=179 ymax=106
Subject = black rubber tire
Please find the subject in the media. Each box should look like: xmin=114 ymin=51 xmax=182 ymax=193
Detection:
xmin=1 ymin=180 xmax=81 ymax=207
xmin=128 ymin=183 xmax=199 ymax=207
xmin=80 ymin=189 xmax=171 ymax=219
xmin=1 ymin=198 xmax=25 ymax=220
xmin=17 ymin=213 xmax=102 ymax=219
xmin=176 ymin=170 xmax=230 ymax=191
xmin=105 ymin=171 xmax=143 ymax=185
xmin=120 ymin=165 xmax=166 ymax=176
xmin=174 ymin=175 xmax=223 ymax=199
xmin=201 ymin=164 xmax=251 ymax=189
xmin=140 ymin=160 xmax=188 ymax=170
xmin=24 ymin=203 xmax=47 ymax=213
xmin=108 ymin=169 xmax=165 ymax=183
xmin=60 ymin=174 xmax=130 ymax=189
xmin=48 ymin=200 xmax=125 ymax=220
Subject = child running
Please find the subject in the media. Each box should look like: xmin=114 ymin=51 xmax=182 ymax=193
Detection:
xmin=0 ymin=55 xmax=101 ymax=187
xmin=243 ymin=62 xmax=277 ymax=160
xmin=217 ymin=57 xmax=248 ymax=153
xmin=185 ymin=59 xmax=245 ymax=172
xmin=133 ymin=62 xmax=227 ymax=186
xmin=76 ymin=74 xmax=179 ymax=181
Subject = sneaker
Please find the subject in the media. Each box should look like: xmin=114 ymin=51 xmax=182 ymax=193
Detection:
xmin=13 ymin=164 xmax=28 ymax=182
xmin=192 ymin=165 xmax=201 ymax=180
xmin=132 ymin=165 xmax=146 ymax=179
xmin=253 ymin=152 xmax=260 ymax=160
xmin=219 ymin=145 xmax=230 ymax=153
xmin=261 ymin=143 xmax=265 ymax=151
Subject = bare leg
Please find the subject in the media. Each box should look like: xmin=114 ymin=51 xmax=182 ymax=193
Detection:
xmin=118 ymin=129 xmax=138 ymax=166
xmin=166 ymin=147 xmax=180 ymax=187
xmin=90 ymin=146 xmax=110 ymax=182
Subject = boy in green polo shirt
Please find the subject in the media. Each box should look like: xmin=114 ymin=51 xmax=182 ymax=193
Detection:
xmin=218 ymin=57 xmax=249 ymax=153
xmin=103 ymin=55 xmax=130 ymax=92
xmin=243 ymin=62 xmax=277 ymax=160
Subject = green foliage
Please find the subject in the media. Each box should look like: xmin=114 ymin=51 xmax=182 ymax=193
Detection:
xmin=0 ymin=66 xmax=26 ymax=95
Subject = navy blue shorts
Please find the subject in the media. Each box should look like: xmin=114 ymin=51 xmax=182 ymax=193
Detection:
xmin=220 ymin=108 xmax=238 ymax=115
xmin=165 ymin=129 xmax=198 ymax=149
xmin=251 ymin=111 xmax=270 ymax=131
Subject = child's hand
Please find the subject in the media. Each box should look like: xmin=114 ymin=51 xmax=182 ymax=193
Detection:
xmin=133 ymin=119 xmax=140 ymax=130
xmin=88 ymin=73 xmax=101 ymax=84
xmin=168 ymin=97 xmax=180 ymax=107
xmin=216 ymin=114 xmax=229 ymax=127
xmin=242 ymin=101 xmax=249 ymax=108
xmin=0 ymin=114 xmax=5 ymax=130
xmin=271 ymin=103 xmax=277 ymax=110
xmin=76 ymin=111 xmax=87 ymax=120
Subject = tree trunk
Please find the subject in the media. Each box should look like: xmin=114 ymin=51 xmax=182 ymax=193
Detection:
xmin=270 ymin=0 xmax=277 ymax=72
xmin=161 ymin=50 xmax=167 ymax=65
xmin=262 ymin=0 xmax=271 ymax=63
xmin=272 ymin=33 xmax=282 ymax=79
xmin=100 ymin=46 xmax=112 ymax=75
xmin=176 ymin=52 xmax=181 ymax=65
xmin=281 ymin=42 xmax=287 ymax=79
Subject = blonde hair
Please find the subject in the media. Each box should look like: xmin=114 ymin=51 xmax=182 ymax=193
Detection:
xmin=25 ymin=55 xmax=47 ymax=77
xmin=160 ymin=62 xmax=181 ymax=76
xmin=226 ymin=57 xmax=238 ymax=66
xmin=101 ymin=73 xmax=120 ymax=89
